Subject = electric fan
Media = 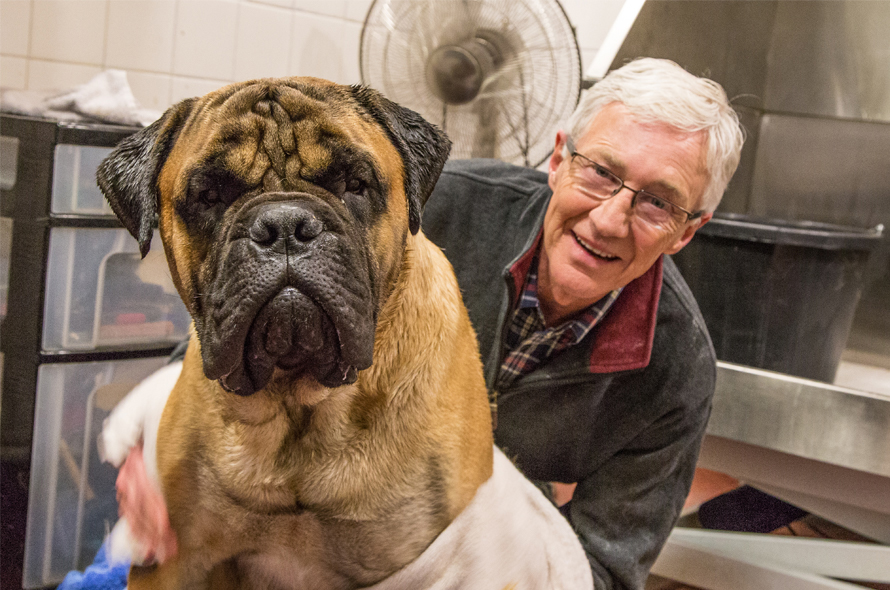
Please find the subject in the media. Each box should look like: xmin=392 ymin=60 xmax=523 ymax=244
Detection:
xmin=360 ymin=0 xmax=582 ymax=167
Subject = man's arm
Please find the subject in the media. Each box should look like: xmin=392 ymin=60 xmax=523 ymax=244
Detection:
xmin=99 ymin=359 xmax=183 ymax=565
xmin=115 ymin=443 xmax=178 ymax=564
xmin=564 ymin=393 xmax=712 ymax=590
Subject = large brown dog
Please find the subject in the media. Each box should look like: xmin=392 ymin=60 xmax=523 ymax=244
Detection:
xmin=97 ymin=77 xmax=494 ymax=589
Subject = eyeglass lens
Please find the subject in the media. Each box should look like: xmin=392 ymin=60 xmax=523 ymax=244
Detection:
xmin=570 ymin=157 xmax=684 ymax=229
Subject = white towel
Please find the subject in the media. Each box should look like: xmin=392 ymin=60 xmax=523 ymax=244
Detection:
xmin=1 ymin=70 xmax=160 ymax=126
xmin=367 ymin=446 xmax=594 ymax=590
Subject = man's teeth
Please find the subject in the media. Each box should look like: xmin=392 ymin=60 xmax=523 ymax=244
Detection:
xmin=575 ymin=234 xmax=617 ymax=259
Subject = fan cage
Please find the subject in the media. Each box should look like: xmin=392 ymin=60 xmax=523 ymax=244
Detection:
xmin=360 ymin=0 xmax=581 ymax=167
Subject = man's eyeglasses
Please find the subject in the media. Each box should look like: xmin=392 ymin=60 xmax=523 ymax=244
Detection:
xmin=564 ymin=136 xmax=703 ymax=231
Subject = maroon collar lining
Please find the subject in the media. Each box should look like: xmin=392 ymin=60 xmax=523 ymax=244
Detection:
xmin=588 ymin=256 xmax=662 ymax=373
xmin=507 ymin=234 xmax=663 ymax=374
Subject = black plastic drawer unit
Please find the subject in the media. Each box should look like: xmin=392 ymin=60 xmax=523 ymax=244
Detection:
xmin=0 ymin=115 xmax=190 ymax=589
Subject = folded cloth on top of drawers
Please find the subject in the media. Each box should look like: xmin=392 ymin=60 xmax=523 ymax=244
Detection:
xmin=0 ymin=70 xmax=159 ymax=126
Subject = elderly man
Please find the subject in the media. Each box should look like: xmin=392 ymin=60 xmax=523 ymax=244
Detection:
xmin=421 ymin=57 xmax=744 ymax=589
xmin=109 ymin=58 xmax=743 ymax=590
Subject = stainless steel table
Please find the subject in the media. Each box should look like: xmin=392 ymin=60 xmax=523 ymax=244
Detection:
xmin=652 ymin=362 xmax=890 ymax=589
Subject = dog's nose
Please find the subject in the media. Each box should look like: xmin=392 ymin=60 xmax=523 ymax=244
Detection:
xmin=248 ymin=203 xmax=324 ymax=246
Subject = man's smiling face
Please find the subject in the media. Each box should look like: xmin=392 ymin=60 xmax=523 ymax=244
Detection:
xmin=538 ymin=102 xmax=712 ymax=325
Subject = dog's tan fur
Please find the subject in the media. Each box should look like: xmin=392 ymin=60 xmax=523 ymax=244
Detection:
xmin=99 ymin=79 xmax=493 ymax=589
xmin=133 ymin=235 xmax=492 ymax=589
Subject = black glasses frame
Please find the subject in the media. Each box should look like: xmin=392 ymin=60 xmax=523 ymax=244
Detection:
xmin=564 ymin=135 xmax=703 ymax=223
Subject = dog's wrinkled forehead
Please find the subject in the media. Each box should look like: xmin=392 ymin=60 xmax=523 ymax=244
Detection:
xmin=97 ymin=77 xmax=451 ymax=258
xmin=167 ymin=81 xmax=393 ymax=195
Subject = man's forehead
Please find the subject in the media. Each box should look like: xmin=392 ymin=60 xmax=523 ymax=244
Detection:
xmin=580 ymin=102 xmax=708 ymax=147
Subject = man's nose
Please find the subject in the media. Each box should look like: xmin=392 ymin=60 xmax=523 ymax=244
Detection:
xmin=589 ymin=187 xmax=634 ymax=237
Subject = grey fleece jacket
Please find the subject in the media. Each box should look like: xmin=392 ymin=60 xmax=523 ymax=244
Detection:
xmin=421 ymin=159 xmax=716 ymax=590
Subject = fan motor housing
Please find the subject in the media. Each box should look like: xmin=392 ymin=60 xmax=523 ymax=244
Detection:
xmin=425 ymin=32 xmax=508 ymax=105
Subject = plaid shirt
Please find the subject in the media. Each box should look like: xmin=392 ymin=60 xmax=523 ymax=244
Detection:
xmin=497 ymin=258 xmax=621 ymax=394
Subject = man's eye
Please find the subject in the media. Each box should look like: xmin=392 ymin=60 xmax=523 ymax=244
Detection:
xmin=641 ymin=193 xmax=670 ymax=211
xmin=593 ymin=164 xmax=613 ymax=180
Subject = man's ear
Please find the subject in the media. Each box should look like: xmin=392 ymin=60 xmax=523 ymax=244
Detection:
xmin=96 ymin=99 xmax=196 ymax=257
xmin=548 ymin=130 xmax=568 ymax=190
xmin=350 ymin=86 xmax=452 ymax=235
xmin=666 ymin=212 xmax=712 ymax=255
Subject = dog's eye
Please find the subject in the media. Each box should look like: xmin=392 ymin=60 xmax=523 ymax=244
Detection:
xmin=199 ymin=188 xmax=220 ymax=205
xmin=178 ymin=171 xmax=249 ymax=232
xmin=189 ymin=170 xmax=247 ymax=209
xmin=345 ymin=178 xmax=366 ymax=196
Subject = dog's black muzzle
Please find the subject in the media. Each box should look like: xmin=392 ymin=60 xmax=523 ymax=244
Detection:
xmin=196 ymin=194 xmax=377 ymax=396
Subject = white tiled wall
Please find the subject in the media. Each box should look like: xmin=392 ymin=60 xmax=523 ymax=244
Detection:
xmin=563 ymin=0 xmax=627 ymax=77
xmin=0 ymin=0 xmax=625 ymax=113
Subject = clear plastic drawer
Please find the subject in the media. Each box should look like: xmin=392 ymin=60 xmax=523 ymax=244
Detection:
xmin=1 ymin=216 xmax=11 ymax=322
xmin=42 ymin=228 xmax=191 ymax=350
xmin=1 ymin=135 xmax=19 ymax=191
xmin=1 ymin=216 xmax=10 ymax=388
xmin=23 ymin=356 xmax=169 ymax=588
xmin=51 ymin=144 xmax=116 ymax=215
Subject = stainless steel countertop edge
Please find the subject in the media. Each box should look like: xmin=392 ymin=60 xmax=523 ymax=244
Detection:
xmin=708 ymin=362 xmax=890 ymax=479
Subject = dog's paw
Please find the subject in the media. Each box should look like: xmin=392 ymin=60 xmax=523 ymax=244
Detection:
xmin=98 ymin=361 xmax=182 ymax=467
xmin=107 ymin=517 xmax=153 ymax=566
xmin=98 ymin=416 xmax=140 ymax=468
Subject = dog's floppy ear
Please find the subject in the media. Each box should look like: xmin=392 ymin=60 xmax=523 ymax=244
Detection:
xmin=351 ymin=86 xmax=451 ymax=235
xmin=96 ymin=99 xmax=196 ymax=257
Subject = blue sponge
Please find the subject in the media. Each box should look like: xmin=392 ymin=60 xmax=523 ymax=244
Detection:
xmin=58 ymin=541 xmax=128 ymax=590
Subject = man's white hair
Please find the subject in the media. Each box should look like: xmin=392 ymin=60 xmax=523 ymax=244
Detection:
xmin=565 ymin=58 xmax=745 ymax=213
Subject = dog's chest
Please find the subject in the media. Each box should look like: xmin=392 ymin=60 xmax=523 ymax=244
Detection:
xmin=212 ymin=418 xmax=305 ymax=509
xmin=238 ymin=549 xmax=348 ymax=590
xmin=211 ymin=388 xmax=325 ymax=505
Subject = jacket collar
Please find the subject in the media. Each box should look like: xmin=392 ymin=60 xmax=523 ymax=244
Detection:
xmin=587 ymin=256 xmax=662 ymax=373
xmin=507 ymin=231 xmax=663 ymax=374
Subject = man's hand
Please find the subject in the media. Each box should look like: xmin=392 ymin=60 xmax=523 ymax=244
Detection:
xmin=115 ymin=443 xmax=178 ymax=564
xmin=552 ymin=482 xmax=577 ymax=507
